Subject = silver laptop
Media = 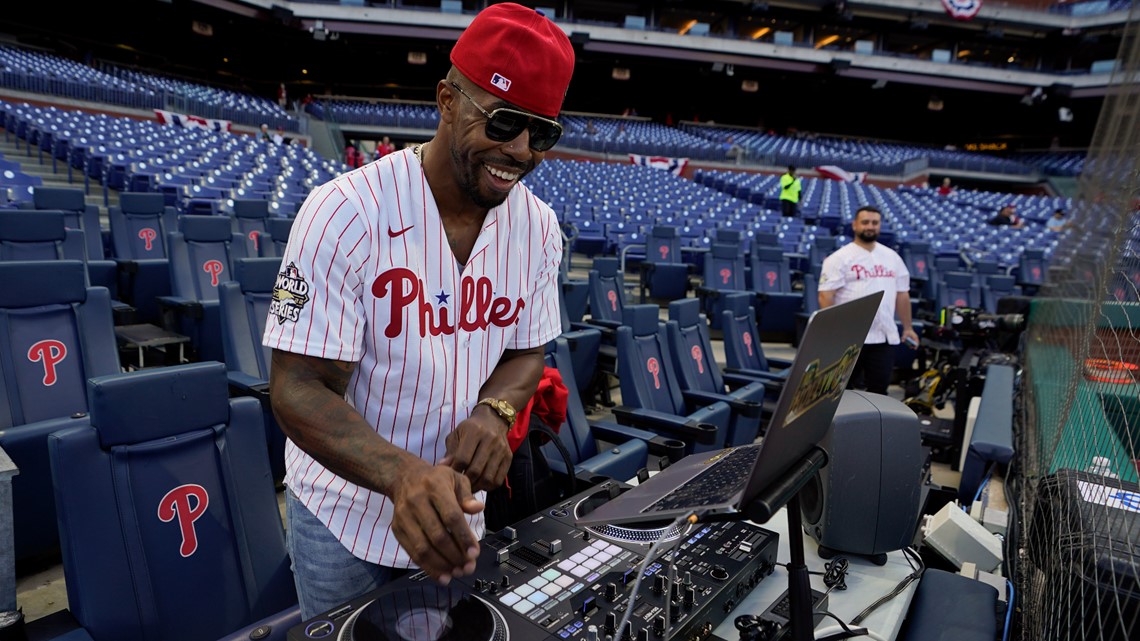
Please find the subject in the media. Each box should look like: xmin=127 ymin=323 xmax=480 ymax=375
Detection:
xmin=575 ymin=290 xmax=884 ymax=527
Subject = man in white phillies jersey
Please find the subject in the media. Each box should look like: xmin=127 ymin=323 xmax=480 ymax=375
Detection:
xmin=817 ymin=206 xmax=919 ymax=395
xmin=263 ymin=2 xmax=575 ymax=618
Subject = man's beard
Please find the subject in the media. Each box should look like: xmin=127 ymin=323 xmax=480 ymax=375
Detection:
xmin=450 ymin=140 xmax=529 ymax=210
xmin=858 ymin=230 xmax=878 ymax=242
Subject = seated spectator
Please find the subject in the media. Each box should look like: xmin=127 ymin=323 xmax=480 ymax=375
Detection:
xmin=987 ymin=204 xmax=1025 ymax=229
xmin=937 ymin=177 xmax=954 ymax=196
xmin=273 ymin=126 xmax=285 ymax=145
xmin=1047 ymin=209 xmax=1070 ymax=232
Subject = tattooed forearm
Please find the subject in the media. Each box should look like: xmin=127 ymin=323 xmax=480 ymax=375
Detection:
xmin=268 ymin=349 xmax=427 ymax=496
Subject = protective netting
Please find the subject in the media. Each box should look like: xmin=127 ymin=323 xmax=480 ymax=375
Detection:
xmin=1015 ymin=5 xmax=1140 ymax=640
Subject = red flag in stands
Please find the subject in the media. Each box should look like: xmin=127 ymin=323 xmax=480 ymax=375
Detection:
xmin=815 ymin=165 xmax=867 ymax=183
xmin=629 ymin=154 xmax=689 ymax=177
xmin=941 ymin=0 xmax=983 ymax=20
xmin=154 ymin=109 xmax=232 ymax=132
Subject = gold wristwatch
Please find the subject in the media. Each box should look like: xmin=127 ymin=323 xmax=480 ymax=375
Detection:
xmin=476 ymin=397 xmax=517 ymax=429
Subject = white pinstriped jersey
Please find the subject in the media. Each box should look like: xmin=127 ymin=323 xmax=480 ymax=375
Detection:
xmin=817 ymin=241 xmax=909 ymax=345
xmin=263 ymin=147 xmax=563 ymax=568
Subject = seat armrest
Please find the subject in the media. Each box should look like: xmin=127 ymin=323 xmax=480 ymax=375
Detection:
xmin=681 ymin=389 xmax=762 ymax=418
xmin=724 ymin=366 xmax=786 ymax=382
xmin=723 ymin=371 xmax=772 ymax=390
xmin=156 ymin=295 xmax=204 ymax=318
xmin=610 ymin=405 xmax=718 ymax=444
xmin=588 ymin=419 xmax=687 ymax=463
xmin=580 ymin=318 xmax=621 ymax=331
xmin=227 ymin=372 xmax=271 ymax=402
xmin=767 ymin=357 xmax=794 ymax=370
xmin=115 ymin=257 xmax=170 ymax=273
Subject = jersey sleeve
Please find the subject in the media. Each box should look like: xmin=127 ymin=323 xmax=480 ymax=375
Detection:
xmin=894 ymin=253 xmax=911 ymax=292
xmin=262 ymin=180 xmax=370 ymax=362
xmin=507 ymin=199 xmax=564 ymax=351
xmin=817 ymin=253 xmax=845 ymax=292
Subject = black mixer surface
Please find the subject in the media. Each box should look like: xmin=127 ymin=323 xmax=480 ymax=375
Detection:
xmin=288 ymin=480 xmax=779 ymax=641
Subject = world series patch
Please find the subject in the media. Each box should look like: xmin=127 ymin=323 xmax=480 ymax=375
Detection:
xmin=270 ymin=261 xmax=310 ymax=324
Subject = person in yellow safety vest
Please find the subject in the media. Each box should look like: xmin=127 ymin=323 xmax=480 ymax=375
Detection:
xmin=779 ymin=165 xmax=802 ymax=218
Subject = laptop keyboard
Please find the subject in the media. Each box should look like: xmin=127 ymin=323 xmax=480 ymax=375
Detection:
xmin=643 ymin=445 xmax=760 ymax=513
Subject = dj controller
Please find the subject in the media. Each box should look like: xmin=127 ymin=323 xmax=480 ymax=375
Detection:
xmin=288 ymin=479 xmax=779 ymax=641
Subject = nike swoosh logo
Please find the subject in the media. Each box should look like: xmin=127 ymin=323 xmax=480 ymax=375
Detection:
xmin=388 ymin=225 xmax=413 ymax=238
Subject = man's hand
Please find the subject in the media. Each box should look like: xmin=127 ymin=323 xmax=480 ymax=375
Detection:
xmin=901 ymin=327 xmax=920 ymax=348
xmin=389 ymin=461 xmax=483 ymax=584
xmin=443 ymin=409 xmax=513 ymax=493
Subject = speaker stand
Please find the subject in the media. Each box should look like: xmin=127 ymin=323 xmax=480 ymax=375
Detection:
xmin=816 ymin=544 xmax=888 ymax=566
xmin=714 ymin=447 xmax=829 ymax=641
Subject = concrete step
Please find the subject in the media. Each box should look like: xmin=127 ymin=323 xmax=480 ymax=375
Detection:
xmin=1 ymin=137 xmax=118 ymax=210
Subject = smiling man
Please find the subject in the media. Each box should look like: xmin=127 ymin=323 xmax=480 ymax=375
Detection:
xmin=263 ymin=3 xmax=574 ymax=619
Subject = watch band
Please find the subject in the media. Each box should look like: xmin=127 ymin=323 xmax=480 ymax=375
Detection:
xmin=476 ymin=397 xmax=516 ymax=428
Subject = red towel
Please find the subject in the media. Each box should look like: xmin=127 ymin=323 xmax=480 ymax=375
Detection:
xmin=508 ymin=366 xmax=569 ymax=452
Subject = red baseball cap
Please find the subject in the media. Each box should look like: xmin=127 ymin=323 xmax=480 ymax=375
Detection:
xmin=450 ymin=3 xmax=575 ymax=118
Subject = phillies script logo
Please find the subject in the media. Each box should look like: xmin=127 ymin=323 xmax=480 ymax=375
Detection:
xmin=157 ymin=484 xmax=209 ymax=557
xmin=371 ymin=268 xmax=524 ymax=338
xmin=646 ymin=357 xmax=661 ymax=389
xmin=850 ymin=264 xmax=895 ymax=280
xmin=137 ymin=228 xmax=157 ymax=252
xmin=28 ymin=340 xmax=67 ymax=385
xmin=202 ymin=260 xmax=225 ymax=287
xmin=270 ymin=262 xmax=311 ymax=325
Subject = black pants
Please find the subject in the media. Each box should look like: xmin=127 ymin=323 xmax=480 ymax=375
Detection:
xmin=781 ymin=200 xmax=797 ymax=217
xmin=847 ymin=343 xmax=894 ymax=396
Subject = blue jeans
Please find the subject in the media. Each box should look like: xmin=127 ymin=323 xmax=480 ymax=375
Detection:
xmin=285 ymin=490 xmax=409 ymax=619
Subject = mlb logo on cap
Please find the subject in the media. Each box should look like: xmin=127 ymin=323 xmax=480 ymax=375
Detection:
xmin=490 ymin=73 xmax=511 ymax=92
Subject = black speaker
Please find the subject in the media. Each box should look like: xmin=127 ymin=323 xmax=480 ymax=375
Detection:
xmin=801 ymin=391 xmax=924 ymax=564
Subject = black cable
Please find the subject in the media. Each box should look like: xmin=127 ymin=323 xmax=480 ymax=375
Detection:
xmin=850 ymin=547 xmax=925 ymax=625
xmin=812 ymin=610 xmax=869 ymax=640
xmin=821 ymin=557 xmax=850 ymax=590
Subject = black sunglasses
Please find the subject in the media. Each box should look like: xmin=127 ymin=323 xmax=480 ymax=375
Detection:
xmin=449 ymin=81 xmax=563 ymax=152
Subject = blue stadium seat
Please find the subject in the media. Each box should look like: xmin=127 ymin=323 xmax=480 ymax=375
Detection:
xmin=697 ymin=242 xmax=750 ymax=331
xmin=107 ymin=192 xmax=178 ymax=324
xmin=159 ymin=215 xmax=249 ymax=363
xmin=538 ymin=337 xmax=662 ymax=484
xmin=720 ymin=292 xmax=793 ymax=392
xmin=938 ymin=271 xmax=983 ymax=311
xmin=0 ymin=209 xmax=127 ymax=321
xmin=260 ymin=217 xmax=295 ymax=258
xmin=747 ymin=245 xmax=803 ymax=339
xmin=638 ymin=225 xmax=691 ymax=302
xmin=614 ymin=304 xmax=729 ymax=454
xmin=218 ymin=257 xmax=289 ymax=485
xmin=23 ymin=186 xmax=105 ymax=260
xmin=0 ymin=260 xmax=120 ymax=563
xmin=48 ymin=361 xmax=300 ymax=641
xmin=665 ymin=298 xmax=765 ymax=445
